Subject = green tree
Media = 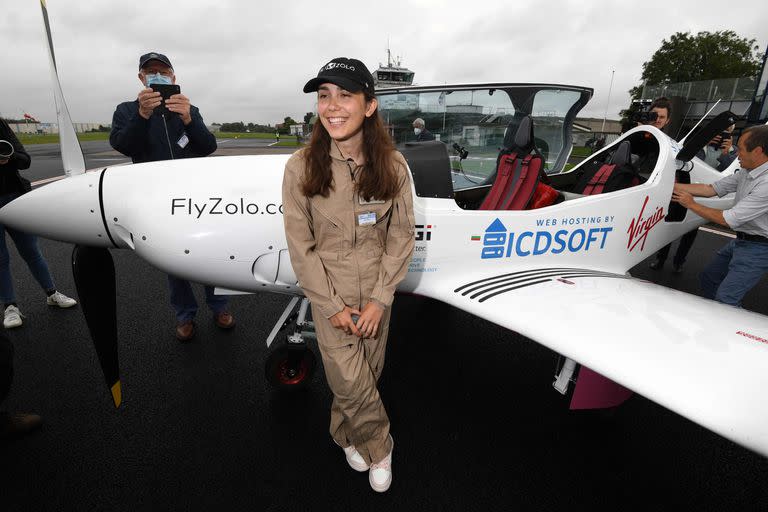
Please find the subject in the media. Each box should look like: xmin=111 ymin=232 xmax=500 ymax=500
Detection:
xmin=280 ymin=116 xmax=298 ymax=134
xmin=621 ymin=30 xmax=764 ymax=127
xmin=220 ymin=121 xmax=246 ymax=132
xmin=303 ymin=111 xmax=314 ymax=124
xmin=629 ymin=30 xmax=763 ymax=100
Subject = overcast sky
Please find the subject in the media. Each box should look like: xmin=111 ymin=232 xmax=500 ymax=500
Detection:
xmin=1 ymin=0 xmax=766 ymax=126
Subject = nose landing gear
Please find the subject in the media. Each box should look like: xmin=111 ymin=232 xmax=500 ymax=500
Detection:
xmin=264 ymin=297 xmax=317 ymax=390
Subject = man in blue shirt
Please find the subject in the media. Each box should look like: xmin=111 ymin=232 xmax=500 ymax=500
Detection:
xmin=109 ymin=52 xmax=235 ymax=341
xmin=672 ymin=125 xmax=768 ymax=306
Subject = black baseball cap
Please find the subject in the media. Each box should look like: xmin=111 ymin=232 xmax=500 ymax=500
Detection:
xmin=139 ymin=52 xmax=173 ymax=70
xmin=303 ymin=57 xmax=375 ymax=95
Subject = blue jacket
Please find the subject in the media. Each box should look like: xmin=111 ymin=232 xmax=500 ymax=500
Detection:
xmin=109 ymin=100 xmax=217 ymax=163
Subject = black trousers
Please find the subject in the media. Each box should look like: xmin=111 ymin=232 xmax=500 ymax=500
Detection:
xmin=0 ymin=330 xmax=13 ymax=405
xmin=655 ymin=230 xmax=698 ymax=266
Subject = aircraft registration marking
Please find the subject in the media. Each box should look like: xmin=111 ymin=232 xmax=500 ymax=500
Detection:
xmin=736 ymin=331 xmax=768 ymax=345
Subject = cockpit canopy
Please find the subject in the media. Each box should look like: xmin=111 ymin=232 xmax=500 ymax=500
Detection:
xmin=376 ymin=84 xmax=593 ymax=192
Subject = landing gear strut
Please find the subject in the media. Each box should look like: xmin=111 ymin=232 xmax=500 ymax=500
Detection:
xmin=264 ymin=297 xmax=317 ymax=390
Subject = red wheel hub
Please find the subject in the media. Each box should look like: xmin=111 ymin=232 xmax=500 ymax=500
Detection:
xmin=276 ymin=358 xmax=309 ymax=385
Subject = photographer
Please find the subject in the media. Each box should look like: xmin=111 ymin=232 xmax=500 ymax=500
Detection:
xmin=628 ymin=97 xmax=672 ymax=176
xmin=1 ymin=118 xmax=77 ymax=328
xmin=633 ymin=97 xmax=697 ymax=273
xmin=698 ymin=123 xmax=738 ymax=171
xmin=637 ymin=98 xmax=670 ymax=132
xmin=109 ymin=53 xmax=233 ymax=342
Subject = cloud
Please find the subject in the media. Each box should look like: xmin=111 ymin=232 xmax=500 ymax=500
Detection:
xmin=2 ymin=0 xmax=765 ymax=126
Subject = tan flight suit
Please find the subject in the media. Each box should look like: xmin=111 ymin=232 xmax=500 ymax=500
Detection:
xmin=282 ymin=144 xmax=415 ymax=464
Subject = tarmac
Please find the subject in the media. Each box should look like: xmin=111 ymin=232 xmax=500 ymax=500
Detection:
xmin=2 ymin=141 xmax=768 ymax=511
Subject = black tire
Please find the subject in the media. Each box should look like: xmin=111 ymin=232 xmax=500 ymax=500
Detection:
xmin=265 ymin=346 xmax=316 ymax=391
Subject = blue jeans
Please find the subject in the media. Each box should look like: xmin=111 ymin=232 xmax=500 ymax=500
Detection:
xmin=167 ymin=275 xmax=228 ymax=323
xmin=700 ymin=239 xmax=768 ymax=307
xmin=0 ymin=193 xmax=56 ymax=304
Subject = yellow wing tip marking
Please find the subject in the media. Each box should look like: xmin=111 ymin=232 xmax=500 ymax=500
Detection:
xmin=110 ymin=381 xmax=122 ymax=408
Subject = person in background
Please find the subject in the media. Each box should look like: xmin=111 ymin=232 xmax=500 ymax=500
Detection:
xmin=641 ymin=97 xmax=694 ymax=273
xmin=109 ymin=52 xmax=234 ymax=341
xmin=0 ymin=329 xmax=42 ymax=437
xmin=699 ymin=123 xmax=738 ymax=171
xmin=412 ymin=117 xmax=435 ymax=141
xmin=672 ymin=125 xmax=768 ymax=306
xmin=1 ymin=117 xmax=77 ymax=329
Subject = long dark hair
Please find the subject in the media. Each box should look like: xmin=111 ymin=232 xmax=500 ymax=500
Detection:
xmin=302 ymin=91 xmax=398 ymax=201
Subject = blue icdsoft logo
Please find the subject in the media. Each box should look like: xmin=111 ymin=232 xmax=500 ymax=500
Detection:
xmin=479 ymin=218 xmax=613 ymax=259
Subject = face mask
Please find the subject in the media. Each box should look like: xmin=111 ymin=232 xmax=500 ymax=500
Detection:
xmin=145 ymin=73 xmax=173 ymax=86
xmin=414 ymin=128 xmax=422 ymax=135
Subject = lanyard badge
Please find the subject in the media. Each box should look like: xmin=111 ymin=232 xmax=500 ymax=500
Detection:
xmin=357 ymin=211 xmax=376 ymax=226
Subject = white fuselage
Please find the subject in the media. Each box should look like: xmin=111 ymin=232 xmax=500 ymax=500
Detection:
xmin=0 ymin=128 xmax=734 ymax=301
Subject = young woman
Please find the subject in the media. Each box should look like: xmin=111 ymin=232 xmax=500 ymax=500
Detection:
xmin=282 ymin=58 xmax=415 ymax=492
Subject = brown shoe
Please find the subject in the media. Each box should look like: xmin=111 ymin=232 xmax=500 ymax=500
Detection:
xmin=214 ymin=311 xmax=235 ymax=329
xmin=0 ymin=412 xmax=43 ymax=438
xmin=175 ymin=320 xmax=196 ymax=341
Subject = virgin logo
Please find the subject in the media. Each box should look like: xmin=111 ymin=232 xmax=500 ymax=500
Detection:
xmin=626 ymin=196 xmax=665 ymax=252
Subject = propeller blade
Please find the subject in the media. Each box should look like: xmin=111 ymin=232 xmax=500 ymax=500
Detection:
xmin=72 ymin=245 xmax=121 ymax=407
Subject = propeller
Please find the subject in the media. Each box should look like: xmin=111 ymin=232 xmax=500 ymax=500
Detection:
xmin=72 ymin=245 xmax=121 ymax=407
xmin=39 ymin=2 xmax=121 ymax=407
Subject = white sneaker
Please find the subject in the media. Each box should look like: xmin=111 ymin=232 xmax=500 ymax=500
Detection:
xmin=334 ymin=439 xmax=369 ymax=472
xmin=369 ymin=436 xmax=393 ymax=493
xmin=3 ymin=305 xmax=24 ymax=329
xmin=46 ymin=291 xmax=77 ymax=308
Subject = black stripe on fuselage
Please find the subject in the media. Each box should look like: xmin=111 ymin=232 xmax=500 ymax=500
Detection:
xmin=97 ymin=169 xmax=118 ymax=249
xmin=454 ymin=268 xmax=628 ymax=302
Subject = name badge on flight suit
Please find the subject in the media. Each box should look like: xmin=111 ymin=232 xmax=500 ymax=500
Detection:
xmin=177 ymin=133 xmax=190 ymax=148
xmin=358 ymin=211 xmax=377 ymax=226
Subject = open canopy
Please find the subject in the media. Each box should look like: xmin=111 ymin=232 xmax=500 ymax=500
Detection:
xmin=376 ymin=83 xmax=593 ymax=189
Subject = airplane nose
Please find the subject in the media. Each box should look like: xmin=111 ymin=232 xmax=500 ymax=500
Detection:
xmin=0 ymin=170 xmax=113 ymax=247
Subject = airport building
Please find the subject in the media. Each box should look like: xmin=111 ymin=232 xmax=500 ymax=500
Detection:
xmin=6 ymin=122 xmax=105 ymax=134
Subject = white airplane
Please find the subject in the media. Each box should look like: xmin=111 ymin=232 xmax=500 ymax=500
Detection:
xmin=4 ymin=1 xmax=768 ymax=459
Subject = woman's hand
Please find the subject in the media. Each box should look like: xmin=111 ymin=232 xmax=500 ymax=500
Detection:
xmin=330 ymin=306 xmax=362 ymax=336
xmin=355 ymin=301 xmax=385 ymax=339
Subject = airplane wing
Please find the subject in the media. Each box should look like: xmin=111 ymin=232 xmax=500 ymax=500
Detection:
xmin=436 ymin=267 xmax=768 ymax=457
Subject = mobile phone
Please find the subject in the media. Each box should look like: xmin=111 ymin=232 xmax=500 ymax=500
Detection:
xmin=150 ymin=83 xmax=180 ymax=100
xmin=150 ymin=84 xmax=181 ymax=114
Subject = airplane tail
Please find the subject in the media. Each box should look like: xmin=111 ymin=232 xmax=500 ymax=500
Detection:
xmin=40 ymin=0 xmax=86 ymax=176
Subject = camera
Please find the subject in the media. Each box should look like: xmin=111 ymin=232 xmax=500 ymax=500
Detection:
xmin=631 ymin=110 xmax=658 ymax=124
xmin=710 ymin=131 xmax=732 ymax=148
xmin=452 ymin=142 xmax=468 ymax=160
xmin=0 ymin=140 xmax=14 ymax=159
